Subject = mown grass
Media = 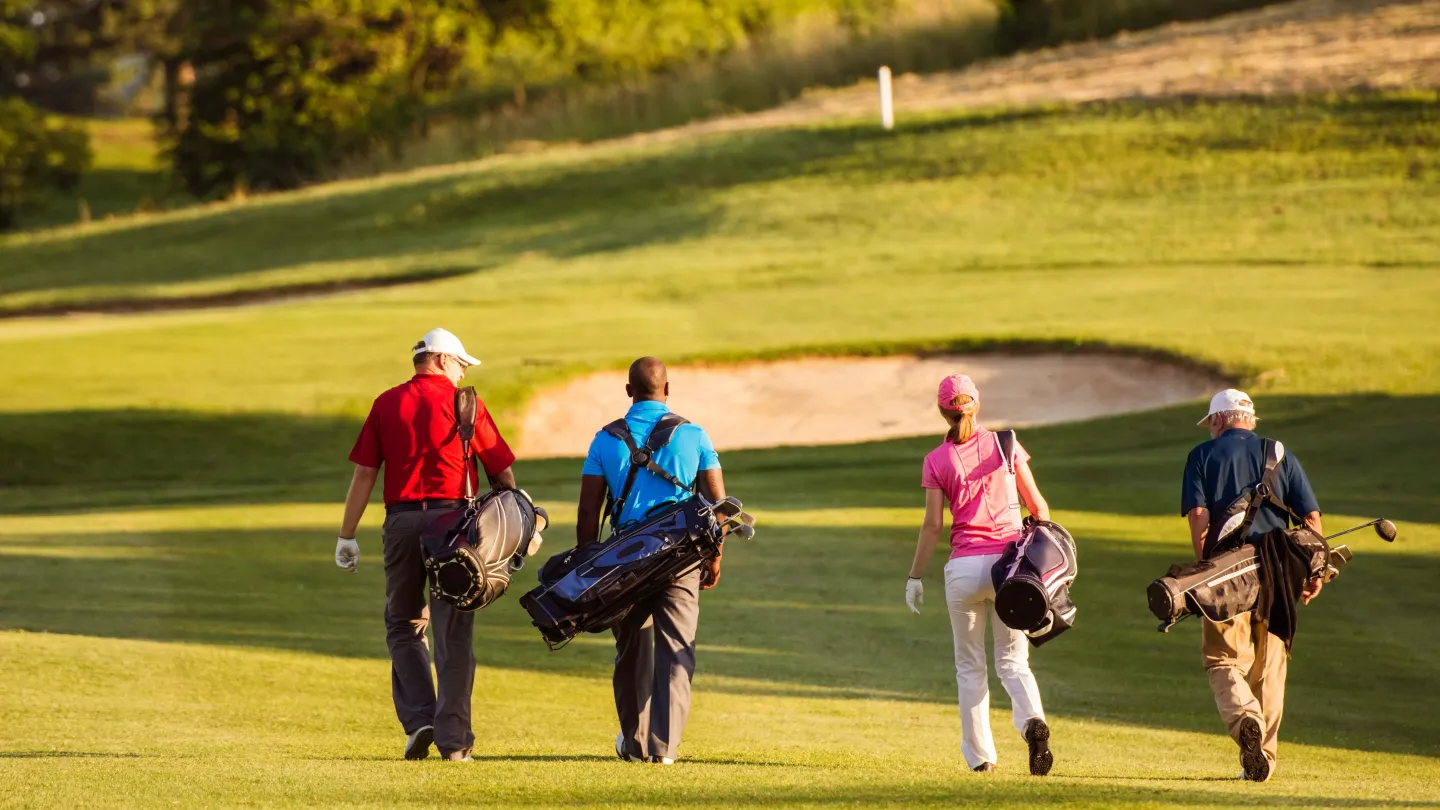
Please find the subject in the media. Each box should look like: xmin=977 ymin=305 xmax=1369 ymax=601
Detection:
xmin=1 ymin=93 xmax=1438 ymax=807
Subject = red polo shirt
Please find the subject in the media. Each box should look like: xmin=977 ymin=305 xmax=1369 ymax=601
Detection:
xmin=349 ymin=374 xmax=515 ymax=505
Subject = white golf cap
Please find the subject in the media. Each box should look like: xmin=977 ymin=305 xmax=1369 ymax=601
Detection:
xmin=413 ymin=327 xmax=481 ymax=367
xmin=1198 ymin=388 xmax=1255 ymax=425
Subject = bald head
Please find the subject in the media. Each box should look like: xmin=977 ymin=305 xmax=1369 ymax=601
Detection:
xmin=626 ymin=356 xmax=668 ymax=402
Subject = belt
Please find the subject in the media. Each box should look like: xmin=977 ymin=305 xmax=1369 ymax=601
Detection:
xmin=386 ymin=499 xmax=465 ymax=515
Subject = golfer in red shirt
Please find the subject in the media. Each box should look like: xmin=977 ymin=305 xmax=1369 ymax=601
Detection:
xmin=336 ymin=328 xmax=517 ymax=762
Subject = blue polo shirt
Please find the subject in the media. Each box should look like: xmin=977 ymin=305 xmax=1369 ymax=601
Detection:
xmin=1181 ymin=428 xmax=1321 ymax=556
xmin=582 ymin=400 xmax=720 ymax=529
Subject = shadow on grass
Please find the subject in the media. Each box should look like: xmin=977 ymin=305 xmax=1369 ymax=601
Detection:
xmin=3 ymin=394 xmax=1438 ymax=522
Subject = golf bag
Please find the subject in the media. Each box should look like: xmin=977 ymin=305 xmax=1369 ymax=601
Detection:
xmin=518 ymin=412 xmax=755 ymax=649
xmin=420 ymin=386 xmax=547 ymax=612
xmin=520 ymin=494 xmax=752 ymax=649
xmin=991 ymin=519 xmax=1079 ymax=647
xmin=1147 ymin=528 xmax=1329 ymax=632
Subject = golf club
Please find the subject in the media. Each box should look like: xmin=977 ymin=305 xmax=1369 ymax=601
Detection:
xmin=1323 ymin=518 xmax=1397 ymax=543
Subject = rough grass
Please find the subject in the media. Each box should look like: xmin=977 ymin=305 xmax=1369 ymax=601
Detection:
xmin=1 ymin=94 xmax=1438 ymax=807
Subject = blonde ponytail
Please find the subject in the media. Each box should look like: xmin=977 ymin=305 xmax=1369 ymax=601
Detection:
xmin=941 ymin=395 xmax=978 ymax=444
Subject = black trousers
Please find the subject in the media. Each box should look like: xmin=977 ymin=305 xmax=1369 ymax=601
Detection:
xmin=382 ymin=509 xmax=475 ymax=757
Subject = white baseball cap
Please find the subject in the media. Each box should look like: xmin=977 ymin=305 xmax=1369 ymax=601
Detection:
xmin=1198 ymin=388 xmax=1255 ymax=425
xmin=413 ymin=328 xmax=481 ymax=367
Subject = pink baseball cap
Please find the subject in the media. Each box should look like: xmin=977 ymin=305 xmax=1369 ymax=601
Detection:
xmin=937 ymin=374 xmax=979 ymax=408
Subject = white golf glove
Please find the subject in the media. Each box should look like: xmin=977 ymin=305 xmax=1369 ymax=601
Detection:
xmin=905 ymin=577 xmax=924 ymax=614
xmin=335 ymin=537 xmax=359 ymax=573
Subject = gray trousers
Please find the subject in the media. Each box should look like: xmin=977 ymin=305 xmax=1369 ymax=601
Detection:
xmin=382 ymin=510 xmax=475 ymax=757
xmin=612 ymin=568 xmax=701 ymax=761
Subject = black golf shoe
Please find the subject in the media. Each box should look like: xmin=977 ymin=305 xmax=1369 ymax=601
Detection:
xmin=404 ymin=725 xmax=434 ymax=760
xmin=1238 ymin=717 xmax=1271 ymax=782
xmin=1023 ymin=718 xmax=1054 ymax=776
xmin=972 ymin=762 xmax=995 ymax=773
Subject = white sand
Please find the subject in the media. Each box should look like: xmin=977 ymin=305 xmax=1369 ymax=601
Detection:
xmin=515 ymin=353 xmax=1226 ymax=458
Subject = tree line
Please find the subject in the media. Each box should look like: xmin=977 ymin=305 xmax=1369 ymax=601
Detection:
xmin=0 ymin=0 xmax=906 ymax=230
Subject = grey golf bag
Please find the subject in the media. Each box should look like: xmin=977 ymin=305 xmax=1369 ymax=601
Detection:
xmin=420 ymin=386 xmax=547 ymax=612
xmin=991 ymin=519 xmax=1079 ymax=647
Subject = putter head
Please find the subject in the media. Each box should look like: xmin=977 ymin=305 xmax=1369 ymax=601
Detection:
xmin=1376 ymin=519 xmax=1397 ymax=542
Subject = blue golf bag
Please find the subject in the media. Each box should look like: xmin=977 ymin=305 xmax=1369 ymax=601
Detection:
xmin=519 ymin=411 xmax=754 ymax=649
xmin=519 ymin=493 xmax=753 ymax=649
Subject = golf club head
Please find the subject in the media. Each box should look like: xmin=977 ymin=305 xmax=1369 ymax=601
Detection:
xmin=1375 ymin=519 xmax=1397 ymax=542
xmin=735 ymin=524 xmax=756 ymax=542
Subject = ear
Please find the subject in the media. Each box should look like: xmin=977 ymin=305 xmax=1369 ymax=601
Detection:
xmin=663 ymin=382 xmax=670 ymax=396
xmin=624 ymin=383 xmax=634 ymax=398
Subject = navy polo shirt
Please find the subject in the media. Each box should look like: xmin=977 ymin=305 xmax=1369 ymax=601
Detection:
xmin=1181 ymin=428 xmax=1321 ymax=555
xmin=582 ymin=400 xmax=720 ymax=529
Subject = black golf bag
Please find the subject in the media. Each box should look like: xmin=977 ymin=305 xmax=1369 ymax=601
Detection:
xmin=423 ymin=487 xmax=548 ymax=611
xmin=1147 ymin=528 xmax=1330 ymax=632
xmin=420 ymin=386 xmax=548 ymax=612
xmin=518 ymin=411 xmax=754 ymax=649
xmin=991 ymin=519 xmax=1079 ymax=647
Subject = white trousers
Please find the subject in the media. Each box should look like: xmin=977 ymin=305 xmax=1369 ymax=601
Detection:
xmin=944 ymin=553 xmax=1046 ymax=768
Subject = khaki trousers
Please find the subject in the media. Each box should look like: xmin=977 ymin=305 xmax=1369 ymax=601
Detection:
xmin=1201 ymin=612 xmax=1287 ymax=765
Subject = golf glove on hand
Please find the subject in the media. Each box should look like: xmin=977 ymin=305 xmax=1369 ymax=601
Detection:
xmin=335 ymin=537 xmax=359 ymax=573
xmin=905 ymin=578 xmax=924 ymax=614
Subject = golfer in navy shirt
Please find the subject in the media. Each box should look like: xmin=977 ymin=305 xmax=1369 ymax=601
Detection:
xmin=574 ymin=357 xmax=726 ymax=765
xmin=1181 ymin=389 xmax=1323 ymax=783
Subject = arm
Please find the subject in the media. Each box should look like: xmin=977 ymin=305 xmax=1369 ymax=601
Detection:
xmin=697 ymin=468 xmax=726 ymax=590
xmin=1301 ymin=510 xmax=1324 ymax=603
xmin=905 ymin=489 xmax=947 ymax=614
xmin=487 ymin=465 xmax=517 ymax=491
xmin=576 ymin=474 xmax=608 ymax=547
xmin=909 ymin=489 xmax=947 ymax=579
xmin=1015 ymin=458 xmax=1050 ymax=523
xmin=340 ymin=464 xmax=380 ymax=538
xmin=1187 ymin=507 xmax=1210 ymax=560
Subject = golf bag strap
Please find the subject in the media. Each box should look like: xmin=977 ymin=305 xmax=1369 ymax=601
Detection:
xmin=601 ymin=413 xmax=694 ymax=531
xmin=455 ymin=387 xmax=479 ymax=502
xmin=996 ymin=430 xmax=1017 ymax=475
xmin=1235 ymin=439 xmax=1287 ymax=539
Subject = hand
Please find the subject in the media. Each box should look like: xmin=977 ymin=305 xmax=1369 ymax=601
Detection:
xmin=1301 ymin=577 xmax=1323 ymax=605
xmin=700 ymin=556 xmax=722 ymax=590
xmin=905 ymin=578 xmax=924 ymax=614
xmin=335 ymin=537 xmax=359 ymax=573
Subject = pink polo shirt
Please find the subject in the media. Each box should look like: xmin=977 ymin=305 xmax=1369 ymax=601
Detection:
xmin=921 ymin=426 xmax=1028 ymax=558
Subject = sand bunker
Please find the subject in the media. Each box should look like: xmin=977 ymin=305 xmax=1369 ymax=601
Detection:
xmin=516 ymin=353 xmax=1226 ymax=458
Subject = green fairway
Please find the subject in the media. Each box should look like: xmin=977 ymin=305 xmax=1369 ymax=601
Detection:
xmin=1 ymin=94 xmax=1438 ymax=807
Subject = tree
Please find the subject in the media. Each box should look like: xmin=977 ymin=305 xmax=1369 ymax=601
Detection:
xmin=0 ymin=1 xmax=92 ymax=230
xmin=169 ymin=0 xmax=484 ymax=197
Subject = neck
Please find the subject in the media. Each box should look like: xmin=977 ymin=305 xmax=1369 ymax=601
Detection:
xmin=632 ymin=396 xmax=664 ymax=405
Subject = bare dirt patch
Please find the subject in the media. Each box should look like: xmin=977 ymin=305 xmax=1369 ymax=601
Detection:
xmin=516 ymin=353 xmax=1228 ymax=458
xmin=632 ymin=0 xmax=1440 ymax=145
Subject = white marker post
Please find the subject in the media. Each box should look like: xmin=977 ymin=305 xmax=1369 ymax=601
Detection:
xmin=878 ymin=66 xmax=894 ymax=131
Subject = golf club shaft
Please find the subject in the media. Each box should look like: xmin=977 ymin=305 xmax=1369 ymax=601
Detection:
xmin=1323 ymin=520 xmax=1380 ymax=542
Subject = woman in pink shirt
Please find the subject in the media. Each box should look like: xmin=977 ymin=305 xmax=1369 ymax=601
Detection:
xmin=905 ymin=374 xmax=1056 ymax=775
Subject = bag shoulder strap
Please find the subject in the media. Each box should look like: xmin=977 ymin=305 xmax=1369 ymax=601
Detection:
xmin=454 ymin=386 xmax=479 ymax=501
xmin=600 ymin=413 xmax=694 ymax=531
xmin=995 ymin=429 xmax=1017 ymax=475
xmin=1233 ymin=439 xmax=1291 ymax=540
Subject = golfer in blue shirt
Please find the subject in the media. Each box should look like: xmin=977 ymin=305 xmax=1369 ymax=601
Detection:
xmin=1182 ymin=389 xmax=1323 ymax=783
xmin=575 ymin=357 xmax=726 ymax=765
